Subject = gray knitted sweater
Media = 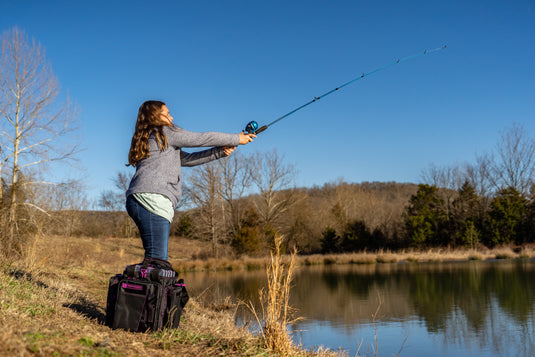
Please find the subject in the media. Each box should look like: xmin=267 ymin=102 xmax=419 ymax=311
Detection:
xmin=126 ymin=125 xmax=240 ymax=207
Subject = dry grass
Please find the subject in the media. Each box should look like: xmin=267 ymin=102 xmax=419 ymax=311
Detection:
xmin=243 ymin=235 xmax=344 ymax=357
xmin=260 ymin=235 xmax=297 ymax=356
xmin=493 ymin=247 xmax=517 ymax=260
xmin=0 ymin=234 xmax=345 ymax=357
xmin=0 ymin=263 xmax=277 ymax=356
xmin=173 ymin=256 xmax=269 ymax=273
xmin=297 ymin=246 xmax=535 ymax=267
xmin=24 ymin=234 xmax=535 ymax=274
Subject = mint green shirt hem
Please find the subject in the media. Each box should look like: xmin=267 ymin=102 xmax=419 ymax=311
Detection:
xmin=132 ymin=192 xmax=174 ymax=223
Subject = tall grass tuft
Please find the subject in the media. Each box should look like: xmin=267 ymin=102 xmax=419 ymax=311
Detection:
xmin=259 ymin=234 xmax=298 ymax=356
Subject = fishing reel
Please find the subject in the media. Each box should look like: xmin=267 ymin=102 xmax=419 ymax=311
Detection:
xmin=244 ymin=121 xmax=268 ymax=135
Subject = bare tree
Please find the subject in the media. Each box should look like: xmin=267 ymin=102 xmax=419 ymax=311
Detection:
xmin=421 ymin=163 xmax=464 ymax=191
xmin=219 ymin=150 xmax=252 ymax=235
xmin=279 ymin=189 xmax=318 ymax=252
xmin=249 ymin=149 xmax=296 ymax=230
xmin=96 ymin=170 xmax=135 ymax=237
xmin=184 ymin=161 xmax=224 ymax=257
xmin=0 ymin=28 xmax=80 ymax=256
xmin=33 ymin=179 xmax=88 ymax=236
xmin=491 ymin=122 xmax=535 ymax=197
xmin=421 ymin=163 xmax=465 ymax=220
xmin=98 ymin=170 xmax=133 ymax=211
xmin=463 ymin=153 xmax=494 ymax=198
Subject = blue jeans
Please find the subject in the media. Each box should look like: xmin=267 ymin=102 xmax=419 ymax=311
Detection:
xmin=126 ymin=194 xmax=170 ymax=260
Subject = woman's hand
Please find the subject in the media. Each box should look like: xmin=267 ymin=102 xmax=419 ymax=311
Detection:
xmin=223 ymin=146 xmax=236 ymax=156
xmin=238 ymin=132 xmax=256 ymax=145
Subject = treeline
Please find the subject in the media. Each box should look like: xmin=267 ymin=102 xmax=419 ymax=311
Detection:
xmin=178 ymin=180 xmax=419 ymax=255
xmin=44 ymin=180 xmax=419 ymax=255
xmin=45 ymin=179 xmax=535 ymax=256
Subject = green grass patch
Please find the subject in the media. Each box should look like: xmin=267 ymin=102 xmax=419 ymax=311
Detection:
xmin=23 ymin=331 xmax=69 ymax=355
xmin=0 ymin=272 xmax=56 ymax=317
xmin=25 ymin=302 xmax=56 ymax=317
xmin=24 ymin=332 xmax=47 ymax=353
xmin=79 ymin=337 xmax=95 ymax=347
xmin=76 ymin=336 xmax=115 ymax=357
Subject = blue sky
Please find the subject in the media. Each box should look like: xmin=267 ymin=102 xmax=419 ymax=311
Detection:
xmin=1 ymin=0 xmax=534 ymax=204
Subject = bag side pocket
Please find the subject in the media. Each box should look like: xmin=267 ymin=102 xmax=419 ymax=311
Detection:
xmin=164 ymin=282 xmax=188 ymax=328
xmin=113 ymin=281 xmax=150 ymax=332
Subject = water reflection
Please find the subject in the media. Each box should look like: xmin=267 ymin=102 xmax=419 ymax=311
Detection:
xmin=183 ymin=260 xmax=535 ymax=356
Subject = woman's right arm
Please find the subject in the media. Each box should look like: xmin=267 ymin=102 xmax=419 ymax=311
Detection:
xmin=165 ymin=126 xmax=238 ymax=148
xmin=166 ymin=125 xmax=255 ymax=148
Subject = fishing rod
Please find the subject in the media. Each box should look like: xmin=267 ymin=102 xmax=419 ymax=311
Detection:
xmin=244 ymin=45 xmax=447 ymax=135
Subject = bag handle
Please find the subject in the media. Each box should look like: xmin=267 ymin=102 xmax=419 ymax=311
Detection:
xmin=142 ymin=257 xmax=172 ymax=269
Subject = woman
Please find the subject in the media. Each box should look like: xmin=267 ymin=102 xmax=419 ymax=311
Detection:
xmin=126 ymin=100 xmax=256 ymax=261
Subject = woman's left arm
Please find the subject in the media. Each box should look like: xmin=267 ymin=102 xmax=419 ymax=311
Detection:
xmin=180 ymin=147 xmax=229 ymax=167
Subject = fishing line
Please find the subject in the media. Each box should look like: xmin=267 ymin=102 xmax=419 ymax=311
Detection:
xmin=244 ymin=45 xmax=447 ymax=135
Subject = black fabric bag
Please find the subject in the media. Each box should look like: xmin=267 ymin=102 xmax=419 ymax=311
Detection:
xmin=105 ymin=258 xmax=189 ymax=332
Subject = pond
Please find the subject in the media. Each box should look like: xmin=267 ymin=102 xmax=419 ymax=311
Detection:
xmin=182 ymin=259 xmax=535 ymax=357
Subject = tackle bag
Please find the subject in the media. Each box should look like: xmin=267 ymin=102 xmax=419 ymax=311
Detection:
xmin=105 ymin=258 xmax=189 ymax=332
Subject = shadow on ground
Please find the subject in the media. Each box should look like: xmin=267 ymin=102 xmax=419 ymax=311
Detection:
xmin=63 ymin=296 xmax=107 ymax=324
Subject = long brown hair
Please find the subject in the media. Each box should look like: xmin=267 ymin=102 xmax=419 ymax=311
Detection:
xmin=128 ymin=100 xmax=169 ymax=167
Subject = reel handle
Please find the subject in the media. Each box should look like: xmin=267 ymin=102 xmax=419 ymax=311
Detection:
xmin=255 ymin=125 xmax=268 ymax=134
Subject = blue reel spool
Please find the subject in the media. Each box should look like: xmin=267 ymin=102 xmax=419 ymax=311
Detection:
xmin=245 ymin=121 xmax=259 ymax=134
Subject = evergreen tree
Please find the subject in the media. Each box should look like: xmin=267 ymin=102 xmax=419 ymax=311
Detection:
xmin=320 ymin=226 xmax=340 ymax=253
xmin=452 ymin=181 xmax=482 ymax=248
xmin=341 ymin=220 xmax=372 ymax=252
xmin=521 ymin=192 xmax=535 ymax=243
xmin=231 ymin=207 xmax=262 ymax=255
xmin=405 ymin=184 xmax=446 ymax=247
xmin=486 ymin=187 xmax=527 ymax=246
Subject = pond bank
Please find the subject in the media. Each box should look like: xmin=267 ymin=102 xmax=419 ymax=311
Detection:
xmin=2 ymin=233 xmax=344 ymax=357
